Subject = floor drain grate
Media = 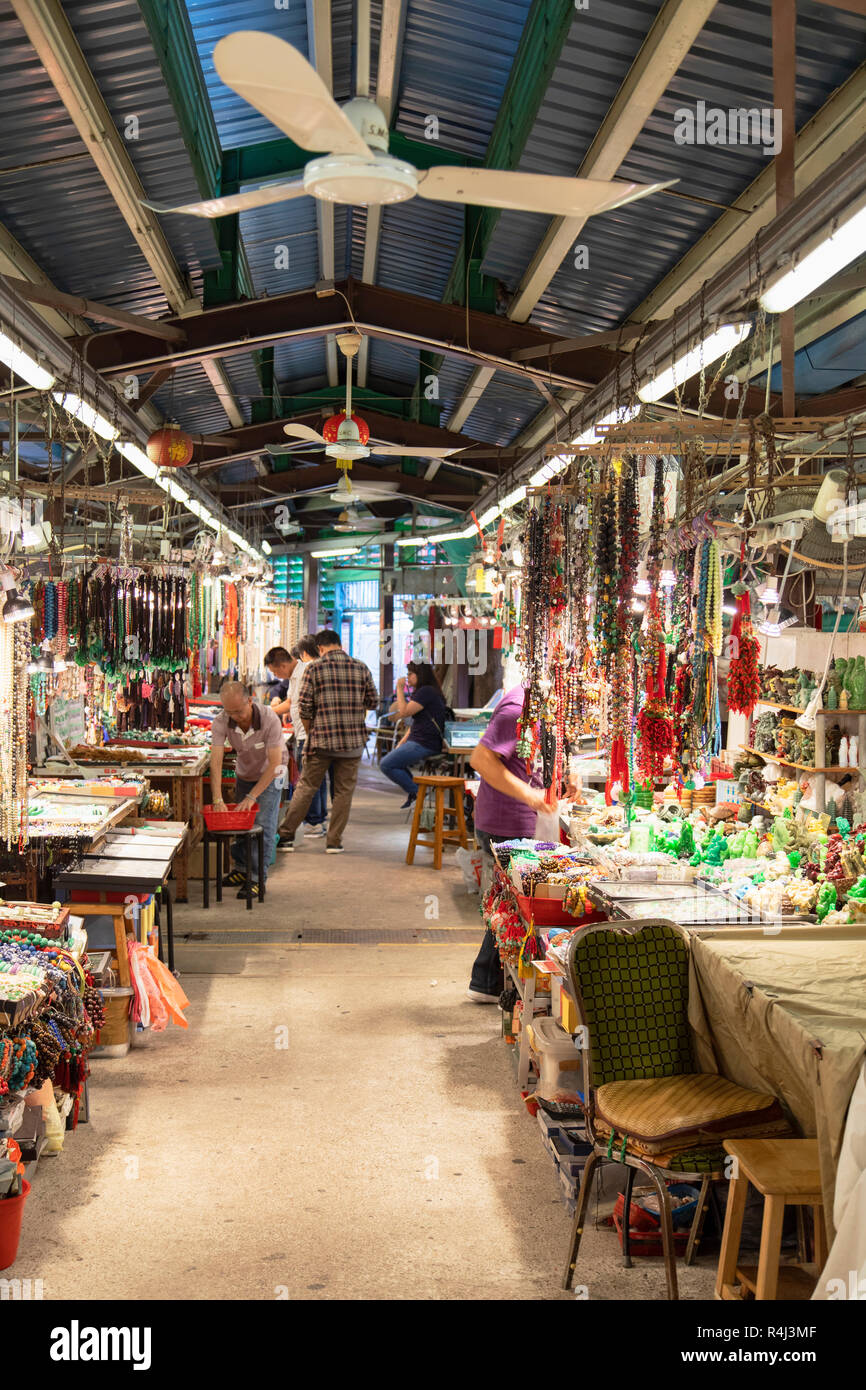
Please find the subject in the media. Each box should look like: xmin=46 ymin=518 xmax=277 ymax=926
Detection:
xmin=177 ymin=927 xmax=481 ymax=945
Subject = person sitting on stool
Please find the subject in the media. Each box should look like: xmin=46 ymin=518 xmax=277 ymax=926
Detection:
xmin=210 ymin=681 xmax=287 ymax=899
xmin=380 ymin=661 xmax=449 ymax=808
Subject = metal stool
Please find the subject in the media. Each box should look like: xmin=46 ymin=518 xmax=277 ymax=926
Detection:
xmin=202 ymin=825 xmax=265 ymax=911
xmin=406 ymin=774 xmax=469 ymax=870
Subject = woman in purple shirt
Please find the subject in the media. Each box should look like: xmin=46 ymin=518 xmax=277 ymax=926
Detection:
xmin=467 ymin=684 xmax=548 ymax=1003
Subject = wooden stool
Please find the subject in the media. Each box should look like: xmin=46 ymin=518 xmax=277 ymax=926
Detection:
xmin=715 ymin=1138 xmax=828 ymax=1301
xmin=406 ymin=774 xmax=469 ymax=870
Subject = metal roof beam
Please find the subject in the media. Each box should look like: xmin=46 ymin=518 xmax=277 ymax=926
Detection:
xmin=0 ymin=275 xmax=250 ymax=541
xmin=357 ymin=0 xmax=406 ymax=389
xmin=437 ymin=0 xmax=584 ymax=435
xmin=470 ymin=131 xmax=866 ymax=518
xmin=500 ymin=52 xmax=866 ymax=471
xmin=136 ymin=0 xmax=223 ymax=206
xmin=442 ymin=0 xmax=576 ymax=310
xmin=10 ymin=0 xmax=198 ymax=317
xmin=136 ymin=0 xmax=246 ymax=426
xmin=507 ymin=0 xmax=717 ymax=323
xmin=74 ymin=279 xmax=620 ymax=391
xmin=307 ymin=0 xmax=339 ymax=389
xmin=633 ymin=59 xmax=866 ymax=326
xmin=444 ymin=0 xmax=715 ymax=436
xmin=0 ymin=220 xmax=88 ymax=338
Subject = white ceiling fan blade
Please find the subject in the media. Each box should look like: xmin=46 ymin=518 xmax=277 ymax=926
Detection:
xmin=144 ymin=180 xmax=307 ymax=219
xmin=369 ymin=442 xmax=465 ymax=458
xmin=214 ymin=32 xmax=371 ymax=158
xmin=283 ymin=424 xmax=328 ymax=445
xmin=417 ymin=167 xmax=676 ymax=218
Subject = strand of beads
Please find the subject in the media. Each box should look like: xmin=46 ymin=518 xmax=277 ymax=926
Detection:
xmin=43 ymin=580 xmax=58 ymax=640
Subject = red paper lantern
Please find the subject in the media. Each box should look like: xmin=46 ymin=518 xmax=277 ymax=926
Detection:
xmin=146 ymin=423 xmax=194 ymax=468
xmin=321 ymin=411 xmax=370 ymax=445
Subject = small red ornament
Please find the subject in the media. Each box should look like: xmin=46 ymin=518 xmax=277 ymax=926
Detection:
xmin=321 ymin=411 xmax=370 ymax=445
xmin=146 ymin=423 xmax=194 ymax=468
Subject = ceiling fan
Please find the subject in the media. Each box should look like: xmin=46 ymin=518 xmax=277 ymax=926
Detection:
xmin=288 ymin=473 xmax=401 ymax=505
xmin=266 ymin=331 xmax=464 ymax=467
xmin=144 ymin=29 xmax=674 ymax=223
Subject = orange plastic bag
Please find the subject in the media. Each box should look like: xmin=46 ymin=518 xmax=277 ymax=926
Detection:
xmin=145 ymin=948 xmax=190 ymax=1029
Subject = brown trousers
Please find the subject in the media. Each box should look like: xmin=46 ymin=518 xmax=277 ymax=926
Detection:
xmin=281 ymin=751 xmax=361 ymax=848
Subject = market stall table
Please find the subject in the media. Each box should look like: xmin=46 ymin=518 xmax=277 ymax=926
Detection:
xmin=687 ymin=927 xmax=866 ymax=1251
xmin=38 ymin=749 xmax=208 ymax=901
xmin=52 ymin=837 xmax=183 ymax=973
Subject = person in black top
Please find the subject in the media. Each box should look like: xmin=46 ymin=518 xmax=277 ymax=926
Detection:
xmin=380 ymin=662 xmax=449 ymax=808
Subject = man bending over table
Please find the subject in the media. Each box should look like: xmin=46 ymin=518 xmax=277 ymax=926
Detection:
xmin=210 ymin=681 xmax=288 ymax=899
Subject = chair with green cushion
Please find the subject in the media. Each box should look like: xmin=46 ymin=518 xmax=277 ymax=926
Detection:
xmin=562 ymin=920 xmax=790 ymax=1300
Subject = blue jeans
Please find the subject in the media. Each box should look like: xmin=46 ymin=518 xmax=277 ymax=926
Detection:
xmin=295 ymin=743 xmax=328 ymax=826
xmin=469 ymin=830 xmax=503 ymax=996
xmin=380 ymin=739 xmax=433 ymax=798
xmin=231 ymin=778 xmax=282 ymax=882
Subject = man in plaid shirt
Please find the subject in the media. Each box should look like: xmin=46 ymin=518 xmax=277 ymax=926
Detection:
xmin=279 ymin=629 xmax=378 ymax=853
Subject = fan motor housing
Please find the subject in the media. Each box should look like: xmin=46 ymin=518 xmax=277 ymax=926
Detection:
xmin=304 ymin=152 xmax=417 ymax=206
xmin=342 ymin=98 xmax=390 ymax=151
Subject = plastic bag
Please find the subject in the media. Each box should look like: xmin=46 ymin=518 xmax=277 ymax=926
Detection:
xmin=146 ymin=950 xmax=190 ymax=1029
xmin=535 ymin=807 xmax=562 ymax=844
xmin=455 ymin=846 xmax=483 ymax=894
xmin=128 ymin=942 xmax=168 ymax=1032
xmin=42 ymin=1091 xmax=65 ymax=1155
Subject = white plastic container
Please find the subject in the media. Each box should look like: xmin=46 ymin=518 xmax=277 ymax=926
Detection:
xmin=528 ymin=1015 xmax=583 ymax=1101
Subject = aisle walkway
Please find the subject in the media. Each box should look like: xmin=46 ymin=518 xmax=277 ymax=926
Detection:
xmin=20 ymin=770 xmax=715 ymax=1300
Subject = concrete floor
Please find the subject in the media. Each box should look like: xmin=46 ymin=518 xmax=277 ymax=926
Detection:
xmin=18 ymin=768 xmax=716 ymax=1300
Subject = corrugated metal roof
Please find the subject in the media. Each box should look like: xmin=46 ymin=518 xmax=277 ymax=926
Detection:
xmin=395 ymin=0 xmax=533 ymax=157
xmin=374 ymin=198 xmax=464 ymax=300
xmin=240 ymin=194 xmax=320 ymax=295
xmin=483 ymin=0 xmax=866 ymax=339
xmin=183 ymin=0 xmax=310 ymax=149
xmin=152 ymin=360 xmax=231 ymax=432
xmin=461 ymin=371 xmax=543 ymax=446
xmin=274 ymin=338 xmax=329 ymax=393
xmin=0 ymin=0 xmax=218 ymax=318
xmin=367 ymin=339 xmax=420 ymax=389
xmin=4 ymin=0 xmax=866 ymax=463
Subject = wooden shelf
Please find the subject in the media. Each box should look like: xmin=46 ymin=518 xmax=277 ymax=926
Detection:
xmin=756 ymin=698 xmax=866 ymax=715
xmin=738 ymin=746 xmax=861 ymax=775
xmin=755 ymin=699 xmax=810 ymax=714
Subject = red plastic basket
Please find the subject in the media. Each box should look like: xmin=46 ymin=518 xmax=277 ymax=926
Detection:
xmin=516 ymin=894 xmax=606 ymax=928
xmin=203 ymin=804 xmax=259 ymax=831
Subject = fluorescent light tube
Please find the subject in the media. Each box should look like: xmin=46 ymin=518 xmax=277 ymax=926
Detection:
xmin=311 ymin=546 xmax=360 ymax=559
xmin=477 ymin=506 xmax=499 ymax=528
xmin=638 ymin=324 xmax=752 ymax=403
xmin=501 ymin=486 xmax=527 ymax=510
xmin=396 ymin=535 xmax=425 ymax=546
xmin=261 ymin=541 xmax=272 ymax=555
xmin=529 ymin=459 xmax=565 ymax=487
xmin=166 ymin=479 xmax=190 ymax=505
xmin=0 ymin=332 xmax=55 ymax=390
xmin=118 ymin=441 xmax=159 ymax=479
xmin=760 ymin=200 xmax=866 ymax=313
xmin=53 ymin=391 xmax=119 ymax=441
